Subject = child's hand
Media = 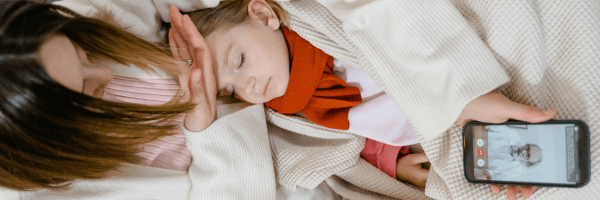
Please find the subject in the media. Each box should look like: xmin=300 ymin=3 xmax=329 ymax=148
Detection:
xmin=396 ymin=153 xmax=429 ymax=188
xmin=457 ymin=92 xmax=552 ymax=200
xmin=169 ymin=6 xmax=217 ymax=132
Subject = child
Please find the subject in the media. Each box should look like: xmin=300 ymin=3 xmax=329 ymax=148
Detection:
xmin=173 ymin=0 xmax=429 ymax=187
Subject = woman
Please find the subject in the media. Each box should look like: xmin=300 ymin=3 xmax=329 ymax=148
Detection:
xmin=1 ymin=0 xmax=185 ymax=190
xmin=0 ymin=1 xmax=275 ymax=199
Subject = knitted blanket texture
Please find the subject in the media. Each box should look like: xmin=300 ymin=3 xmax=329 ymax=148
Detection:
xmin=270 ymin=1 xmax=600 ymax=199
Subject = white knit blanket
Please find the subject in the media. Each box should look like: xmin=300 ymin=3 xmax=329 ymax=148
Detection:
xmin=272 ymin=1 xmax=600 ymax=200
xmin=421 ymin=1 xmax=600 ymax=199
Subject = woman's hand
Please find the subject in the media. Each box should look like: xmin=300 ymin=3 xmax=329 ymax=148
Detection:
xmin=169 ymin=5 xmax=217 ymax=132
xmin=457 ymin=93 xmax=556 ymax=125
xmin=458 ymin=92 xmax=556 ymax=200
xmin=396 ymin=153 xmax=429 ymax=188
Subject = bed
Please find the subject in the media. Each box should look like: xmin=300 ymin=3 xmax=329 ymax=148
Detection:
xmin=32 ymin=0 xmax=599 ymax=199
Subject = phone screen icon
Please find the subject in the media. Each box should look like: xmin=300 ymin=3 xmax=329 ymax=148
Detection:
xmin=477 ymin=139 xmax=485 ymax=146
xmin=477 ymin=159 xmax=485 ymax=167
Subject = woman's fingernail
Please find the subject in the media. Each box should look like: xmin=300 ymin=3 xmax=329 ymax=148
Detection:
xmin=542 ymin=109 xmax=553 ymax=115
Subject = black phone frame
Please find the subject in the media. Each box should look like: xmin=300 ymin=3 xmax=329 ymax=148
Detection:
xmin=462 ymin=119 xmax=590 ymax=188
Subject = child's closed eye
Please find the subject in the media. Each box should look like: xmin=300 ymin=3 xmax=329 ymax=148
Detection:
xmin=230 ymin=53 xmax=245 ymax=97
xmin=235 ymin=53 xmax=245 ymax=72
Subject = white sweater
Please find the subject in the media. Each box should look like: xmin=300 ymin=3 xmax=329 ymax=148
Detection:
xmin=3 ymin=0 xmax=598 ymax=200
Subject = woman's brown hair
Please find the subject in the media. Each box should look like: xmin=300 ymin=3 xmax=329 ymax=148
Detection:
xmin=187 ymin=0 xmax=288 ymax=37
xmin=0 ymin=0 xmax=193 ymax=191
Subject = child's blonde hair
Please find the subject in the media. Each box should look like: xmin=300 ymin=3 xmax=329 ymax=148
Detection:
xmin=188 ymin=0 xmax=288 ymax=37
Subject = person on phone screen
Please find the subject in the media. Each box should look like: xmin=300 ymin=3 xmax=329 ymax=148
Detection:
xmin=486 ymin=125 xmax=542 ymax=181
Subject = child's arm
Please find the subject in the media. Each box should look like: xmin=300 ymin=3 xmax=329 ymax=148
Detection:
xmin=348 ymin=94 xmax=419 ymax=146
xmin=339 ymin=63 xmax=418 ymax=146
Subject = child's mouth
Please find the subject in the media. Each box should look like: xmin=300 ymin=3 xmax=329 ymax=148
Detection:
xmin=263 ymin=78 xmax=271 ymax=95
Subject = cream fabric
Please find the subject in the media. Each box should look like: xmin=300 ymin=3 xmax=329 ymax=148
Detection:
xmin=279 ymin=0 xmax=510 ymax=141
xmin=276 ymin=0 xmax=599 ymax=200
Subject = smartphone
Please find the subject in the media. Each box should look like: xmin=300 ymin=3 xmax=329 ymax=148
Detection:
xmin=462 ymin=120 xmax=590 ymax=188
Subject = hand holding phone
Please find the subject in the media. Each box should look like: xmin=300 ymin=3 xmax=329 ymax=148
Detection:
xmin=457 ymin=93 xmax=557 ymax=126
xmin=463 ymin=120 xmax=591 ymax=187
xmin=457 ymin=92 xmax=559 ymax=199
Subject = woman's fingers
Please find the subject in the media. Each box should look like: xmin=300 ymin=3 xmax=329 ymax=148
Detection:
xmin=169 ymin=6 xmax=192 ymax=61
xmin=506 ymin=185 xmax=520 ymax=200
xmin=183 ymin=15 xmax=209 ymax=55
xmin=182 ymin=14 xmax=217 ymax=100
xmin=168 ymin=29 xmax=182 ymax=60
xmin=184 ymin=70 xmax=205 ymax=132
xmin=521 ymin=186 xmax=537 ymax=199
xmin=170 ymin=5 xmax=183 ymax=30
xmin=184 ymin=68 xmax=215 ymax=132
xmin=183 ymin=14 xmax=217 ymax=132
xmin=489 ymin=185 xmax=536 ymax=199
xmin=187 ymin=69 xmax=205 ymax=104
xmin=170 ymin=5 xmax=217 ymax=132
xmin=171 ymin=30 xmax=192 ymax=60
xmin=458 ymin=93 xmax=557 ymax=126
xmin=193 ymin=44 xmax=217 ymax=114
xmin=168 ymin=10 xmax=190 ymax=94
xmin=502 ymin=100 xmax=557 ymax=123
xmin=489 ymin=185 xmax=501 ymax=194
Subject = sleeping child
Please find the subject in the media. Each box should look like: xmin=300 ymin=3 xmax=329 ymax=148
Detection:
xmin=172 ymin=0 xmax=429 ymax=187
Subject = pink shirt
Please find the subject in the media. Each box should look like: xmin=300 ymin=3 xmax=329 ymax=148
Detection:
xmin=103 ymin=75 xmax=192 ymax=171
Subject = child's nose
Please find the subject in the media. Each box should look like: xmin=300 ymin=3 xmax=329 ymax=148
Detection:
xmin=243 ymin=76 xmax=258 ymax=94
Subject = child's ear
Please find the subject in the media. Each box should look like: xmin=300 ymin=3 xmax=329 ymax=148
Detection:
xmin=248 ymin=0 xmax=280 ymax=31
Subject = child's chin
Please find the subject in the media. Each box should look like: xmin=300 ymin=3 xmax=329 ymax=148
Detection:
xmin=216 ymin=96 xmax=244 ymax=104
xmin=261 ymin=97 xmax=277 ymax=104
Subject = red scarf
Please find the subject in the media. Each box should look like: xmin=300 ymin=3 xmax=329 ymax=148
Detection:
xmin=265 ymin=27 xmax=362 ymax=130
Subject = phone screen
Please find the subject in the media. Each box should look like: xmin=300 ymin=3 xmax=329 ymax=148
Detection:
xmin=469 ymin=123 xmax=580 ymax=185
